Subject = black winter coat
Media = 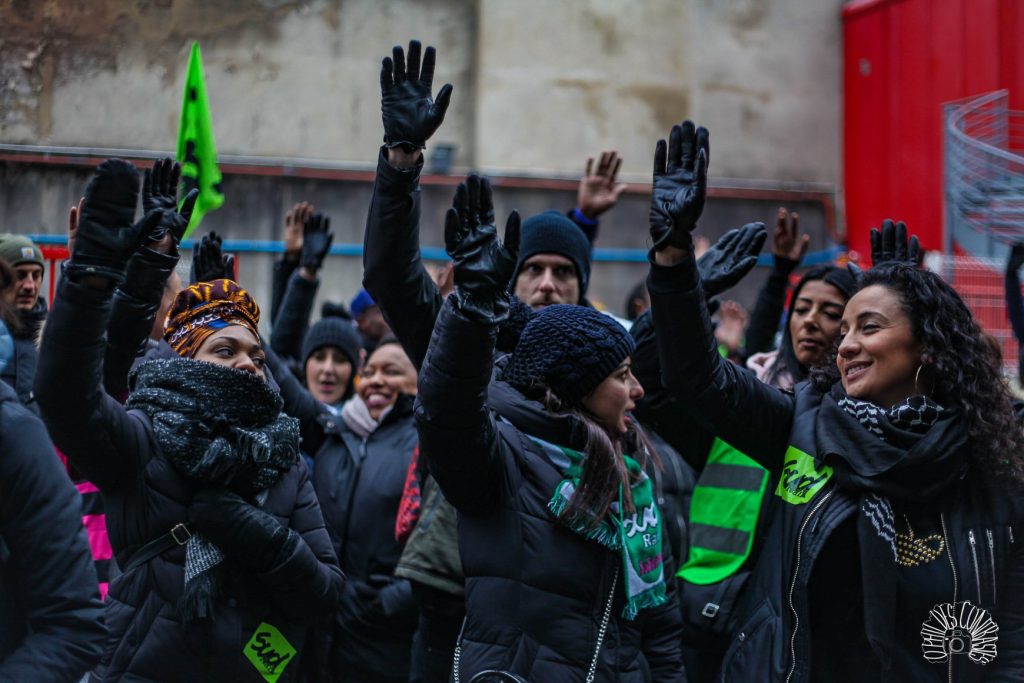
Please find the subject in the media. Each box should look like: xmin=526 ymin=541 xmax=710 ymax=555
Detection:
xmin=648 ymin=257 xmax=1024 ymax=683
xmin=315 ymin=398 xmax=419 ymax=682
xmin=416 ymin=301 xmax=687 ymax=682
xmin=0 ymin=381 xmax=106 ymax=681
xmin=35 ymin=277 xmax=343 ymax=683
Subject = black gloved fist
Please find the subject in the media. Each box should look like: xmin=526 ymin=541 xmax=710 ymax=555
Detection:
xmin=1009 ymin=243 xmax=1024 ymax=272
xmin=650 ymin=120 xmax=710 ymax=252
xmin=69 ymin=158 xmax=163 ymax=284
xmin=697 ymin=223 xmax=767 ymax=299
xmin=190 ymin=231 xmax=235 ymax=283
xmin=380 ymin=40 xmax=453 ymax=149
xmin=142 ymin=157 xmax=198 ymax=246
xmin=300 ymin=213 xmax=333 ymax=272
xmin=188 ymin=488 xmax=297 ymax=574
xmin=870 ymin=219 xmax=920 ymax=267
xmin=445 ymin=174 xmax=520 ymax=324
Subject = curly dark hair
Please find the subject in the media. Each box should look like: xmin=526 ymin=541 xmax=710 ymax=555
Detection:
xmin=811 ymin=263 xmax=1024 ymax=481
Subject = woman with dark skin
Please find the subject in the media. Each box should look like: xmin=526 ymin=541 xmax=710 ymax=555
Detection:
xmin=647 ymin=120 xmax=1023 ymax=682
xmin=35 ymin=159 xmax=342 ymax=683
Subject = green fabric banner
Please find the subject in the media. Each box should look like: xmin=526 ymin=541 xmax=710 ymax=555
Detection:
xmin=177 ymin=41 xmax=224 ymax=237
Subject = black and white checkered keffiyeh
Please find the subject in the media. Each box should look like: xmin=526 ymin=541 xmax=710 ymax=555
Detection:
xmin=839 ymin=395 xmax=943 ymax=560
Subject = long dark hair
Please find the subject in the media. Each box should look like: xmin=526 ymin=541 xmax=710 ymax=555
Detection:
xmin=812 ymin=264 xmax=1024 ymax=480
xmin=535 ymin=385 xmax=661 ymax=525
xmin=767 ymin=265 xmax=855 ymax=386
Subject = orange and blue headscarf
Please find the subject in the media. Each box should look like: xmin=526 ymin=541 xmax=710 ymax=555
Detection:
xmin=164 ymin=279 xmax=261 ymax=358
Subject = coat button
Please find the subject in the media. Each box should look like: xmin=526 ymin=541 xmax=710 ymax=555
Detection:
xmin=737 ymin=632 xmax=746 ymax=642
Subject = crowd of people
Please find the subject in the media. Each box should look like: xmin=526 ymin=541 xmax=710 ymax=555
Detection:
xmin=2 ymin=38 xmax=1023 ymax=683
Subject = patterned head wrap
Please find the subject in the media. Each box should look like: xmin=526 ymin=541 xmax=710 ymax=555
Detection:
xmin=164 ymin=279 xmax=261 ymax=358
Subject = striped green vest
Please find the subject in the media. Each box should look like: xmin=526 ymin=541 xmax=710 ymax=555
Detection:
xmin=677 ymin=437 xmax=769 ymax=584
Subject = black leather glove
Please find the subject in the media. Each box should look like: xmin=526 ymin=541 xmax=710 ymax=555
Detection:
xmin=380 ymin=40 xmax=453 ymax=149
xmin=68 ymin=159 xmax=163 ymax=284
xmin=870 ymin=219 xmax=920 ymax=267
xmin=190 ymin=231 xmax=235 ymax=283
xmin=142 ymin=157 xmax=199 ymax=245
xmin=300 ymin=213 xmax=333 ymax=272
xmin=337 ymin=580 xmax=382 ymax=627
xmin=1009 ymin=243 xmax=1024 ymax=272
xmin=697 ymin=223 xmax=767 ymax=299
xmin=650 ymin=120 xmax=710 ymax=252
xmin=445 ymin=175 xmax=520 ymax=324
xmin=188 ymin=488 xmax=298 ymax=574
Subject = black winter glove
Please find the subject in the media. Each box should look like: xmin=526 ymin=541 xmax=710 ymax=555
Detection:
xmin=1009 ymin=243 xmax=1024 ymax=273
xmin=337 ymin=580 xmax=382 ymax=627
xmin=190 ymin=231 xmax=235 ymax=283
xmin=300 ymin=213 xmax=333 ymax=272
xmin=142 ymin=157 xmax=198 ymax=245
xmin=870 ymin=219 xmax=920 ymax=267
xmin=696 ymin=223 xmax=767 ymax=299
xmin=650 ymin=120 xmax=710 ymax=252
xmin=380 ymin=40 xmax=453 ymax=149
xmin=188 ymin=488 xmax=298 ymax=574
xmin=445 ymin=175 xmax=520 ymax=324
xmin=68 ymin=159 xmax=163 ymax=284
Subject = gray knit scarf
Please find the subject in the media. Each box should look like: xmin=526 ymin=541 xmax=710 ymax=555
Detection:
xmin=127 ymin=359 xmax=300 ymax=621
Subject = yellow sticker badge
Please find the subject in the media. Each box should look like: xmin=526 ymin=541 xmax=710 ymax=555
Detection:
xmin=244 ymin=622 xmax=296 ymax=683
xmin=774 ymin=446 xmax=832 ymax=505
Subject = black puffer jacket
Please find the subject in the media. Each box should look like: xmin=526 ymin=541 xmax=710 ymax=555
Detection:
xmin=35 ymin=277 xmax=343 ymax=683
xmin=416 ymin=300 xmax=686 ymax=682
xmin=0 ymin=380 xmax=106 ymax=681
xmin=648 ymin=257 xmax=1024 ymax=683
xmin=315 ymin=397 xmax=419 ymax=682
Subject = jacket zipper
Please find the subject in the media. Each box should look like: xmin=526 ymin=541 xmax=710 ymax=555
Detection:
xmin=986 ymin=529 xmax=996 ymax=604
xmin=785 ymin=487 xmax=834 ymax=683
xmin=1010 ymin=526 xmax=1016 ymax=545
xmin=968 ymin=530 xmax=981 ymax=604
xmin=940 ymin=514 xmax=957 ymax=683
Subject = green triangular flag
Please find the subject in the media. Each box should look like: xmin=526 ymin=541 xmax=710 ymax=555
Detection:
xmin=177 ymin=41 xmax=224 ymax=237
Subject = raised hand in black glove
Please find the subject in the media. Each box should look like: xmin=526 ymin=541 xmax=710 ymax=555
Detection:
xmin=300 ymin=213 xmax=333 ymax=273
xmin=445 ymin=174 xmax=520 ymax=324
xmin=697 ymin=223 xmax=767 ymax=299
xmin=870 ymin=219 xmax=920 ymax=267
xmin=380 ymin=40 xmax=453 ymax=150
xmin=650 ymin=120 xmax=710 ymax=252
xmin=1009 ymin=243 xmax=1024 ymax=272
xmin=188 ymin=488 xmax=297 ymax=574
xmin=69 ymin=158 xmax=163 ymax=284
xmin=190 ymin=231 xmax=235 ymax=283
xmin=142 ymin=157 xmax=199 ymax=246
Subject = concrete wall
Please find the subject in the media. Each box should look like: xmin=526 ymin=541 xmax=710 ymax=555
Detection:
xmin=0 ymin=0 xmax=845 ymax=326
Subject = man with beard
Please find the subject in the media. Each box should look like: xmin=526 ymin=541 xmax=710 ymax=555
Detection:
xmin=0 ymin=235 xmax=46 ymax=412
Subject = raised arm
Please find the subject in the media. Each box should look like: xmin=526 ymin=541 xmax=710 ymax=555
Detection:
xmin=415 ymin=175 xmax=518 ymax=514
xmin=270 ymin=212 xmax=332 ymax=362
xmin=36 ymin=159 xmax=186 ymax=492
xmin=647 ymin=121 xmax=793 ymax=472
xmin=270 ymin=202 xmax=311 ymax=323
xmin=745 ymin=208 xmax=808 ymax=355
xmin=571 ymin=150 xmax=627 ymax=244
xmin=263 ymin=344 xmax=329 ymax=455
xmin=104 ymin=158 xmax=187 ymax=399
xmin=363 ymin=40 xmax=453 ymax=370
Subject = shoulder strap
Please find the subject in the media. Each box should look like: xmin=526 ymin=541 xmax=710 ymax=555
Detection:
xmin=123 ymin=523 xmax=192 ymax=573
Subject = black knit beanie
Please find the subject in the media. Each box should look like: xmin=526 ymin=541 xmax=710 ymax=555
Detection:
xmin=515 ymin=211 xmax=592 ymax=298
xmin=501 ymin=304 xmax=635 ymax=405
xmin=301 ymin=318 xmax=362 ymax=371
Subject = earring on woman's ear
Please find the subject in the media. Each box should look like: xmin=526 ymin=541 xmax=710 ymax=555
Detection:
xmin=914 ymin=363 xmax=930 ymax=396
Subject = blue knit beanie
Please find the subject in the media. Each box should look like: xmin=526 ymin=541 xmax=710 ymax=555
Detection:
xmin=501 ymin=304 xmax=634 ymax=404
xmin=350 ymin=289 xmax=376 ymax=318
xmin=515 ymin=211 xmax=591 ymax=298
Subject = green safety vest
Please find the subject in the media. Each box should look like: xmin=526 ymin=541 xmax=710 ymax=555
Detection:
xmin=677 ymin=437 xmax=769 ymax=585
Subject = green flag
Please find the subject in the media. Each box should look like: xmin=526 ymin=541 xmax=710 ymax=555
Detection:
xmin=177 ymin=41 xmax=224 ymax=237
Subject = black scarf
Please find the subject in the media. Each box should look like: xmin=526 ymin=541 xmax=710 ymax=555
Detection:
xmin=127 ymin=359 xmax=300 ymax=620
xmin=816 ymin=389 xmax=969 ymax=671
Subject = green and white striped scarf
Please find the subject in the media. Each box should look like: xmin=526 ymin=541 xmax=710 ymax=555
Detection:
xmin=536 ymin=437 xmax=667 ymax=620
